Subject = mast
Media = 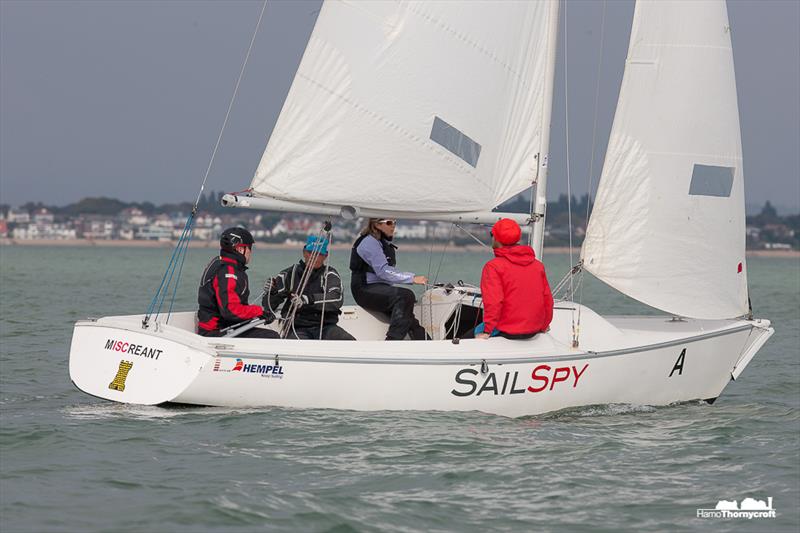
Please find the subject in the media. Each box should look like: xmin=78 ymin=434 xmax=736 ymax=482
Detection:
xmin=530 ymin=0 xmax=561 ymax=258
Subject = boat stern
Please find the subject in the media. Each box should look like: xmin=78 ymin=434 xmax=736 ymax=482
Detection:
xmin=69 ymin=318 xmax=213 ymax=405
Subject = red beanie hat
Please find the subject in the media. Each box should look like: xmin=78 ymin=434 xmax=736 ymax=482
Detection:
xmin=491 ymin=218 xmax=521 ymax=246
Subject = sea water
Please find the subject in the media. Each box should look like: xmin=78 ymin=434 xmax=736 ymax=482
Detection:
xmin=1 ymin=245 xmax=798 ymax=532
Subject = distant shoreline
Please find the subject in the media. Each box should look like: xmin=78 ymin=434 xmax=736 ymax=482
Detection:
xmin=1 ymin=238 xmax=797 ymax=257
xmin=0 ymin=238 xmax=488 ymax=253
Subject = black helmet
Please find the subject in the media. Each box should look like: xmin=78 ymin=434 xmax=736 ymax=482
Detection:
xmin=220 ymin=227 xmax=254 ymax=252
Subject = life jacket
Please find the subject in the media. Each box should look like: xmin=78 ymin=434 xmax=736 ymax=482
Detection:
xmin=197 ymin=249 xmax=262 ymax=334
xmin=349 ymin=234 xmax=397 ymax=288
xmin=274 ymin=261 xmax=340 ymax=328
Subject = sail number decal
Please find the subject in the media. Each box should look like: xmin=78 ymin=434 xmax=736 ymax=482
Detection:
xmin=451 ymin=364 xmax=589 ymax=397
xmin=669 ymin=349 xmax=686 ymax=377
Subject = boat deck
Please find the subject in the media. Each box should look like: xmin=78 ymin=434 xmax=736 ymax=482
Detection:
xmin=85 ymin=301 xmax=756 ymax=363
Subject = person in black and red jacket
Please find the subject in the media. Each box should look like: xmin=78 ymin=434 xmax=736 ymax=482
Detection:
xmin=197 ymin=227 xmax=279 ymax=338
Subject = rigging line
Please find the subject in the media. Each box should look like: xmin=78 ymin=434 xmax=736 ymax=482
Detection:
xmin=563 ymin=2 xmax=574 ymax=271
xmin=561 ymin=0 xmax=577 ymax=347
xmin=432 ymin=224 xmax=455 ymax=285
xmin=318 ymin=227 xmax=332 ymax=339
xmin=259 ymin=278 xmax=279 ymax=323
xmin=144 ymin=1 xmax=267 ymax=328
xmin=193 ymin=0 xmax=268 ymax=207
xmin=426 ymin=226 xmax=435 ymax=281
xmin=563 ymin=0 xmax=575 ymax=290
xmin=280 ymin=224 xmax=329 ymax=338
xmin=577 ymin=0 xmax=606 ymax=345
xmin=282 ymin=258 xmax=316 ymax=338
xmin=144 ymin=213 xmax=193 ymax=325
xmin=454 ymin=223 xmax=491 ymax=249
xmin=585 ymin=0 xmax=606 ymax=224
xmin=552 ymin=261 xmax=581 ymax=300
xmin=426 ymin=227 xmax=436 ymax=334
xmin=527 ymin=154 xmax=540 ymax=247
xmin=428 ymin=225 xmax=454 ymax=339
xmin=145 ymin=244 xmax=180 ymax=320
xmin=165 ymin=215 xmax=196 ymax=322
xmin=527 ymin=188 xmax=535 ymax=247
xmin=161 ymin=216 xmax=194 ymax=315
xmin=154 ymin=236 xmax=183 ymax=323
xmin=289 ymin=222 xmax=329 ymax=339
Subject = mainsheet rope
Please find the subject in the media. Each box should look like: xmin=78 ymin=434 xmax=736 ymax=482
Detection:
xmin=317 ymin=231 xmax=333 ymax=340
xmin=280 ymin=222 xmax=332 ymax=339
xmin=142 ymin=0 xmax=268 ymax=329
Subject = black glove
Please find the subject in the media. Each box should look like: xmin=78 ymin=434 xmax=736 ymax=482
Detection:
xmin=290 ymin=293 xmax=310 ymax=309
xmin=260 ymin=311 xmax=275 ymax=325
xmin=263 ymin=277 xmax=279 ymax=295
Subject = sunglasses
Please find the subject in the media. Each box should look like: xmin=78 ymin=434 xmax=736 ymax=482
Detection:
xmin=378 ymin=219 xmax=396 ymax=226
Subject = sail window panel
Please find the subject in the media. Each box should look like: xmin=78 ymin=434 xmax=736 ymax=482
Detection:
xmin=688 ymin=164 xmax=734 ymax=197
xmin=430 ymin=116 xmax=482 ymax=168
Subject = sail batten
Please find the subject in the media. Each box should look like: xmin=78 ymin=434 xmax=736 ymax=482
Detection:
xmin=250 ymin=0 xmax=558 ymax=214
xmin=581 ymin=0 xmax=748 ymax=319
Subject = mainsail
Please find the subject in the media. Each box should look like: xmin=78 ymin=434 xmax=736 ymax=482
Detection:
xmin=250 ymin=0 xmax=559 ymax=215
xmin=581 ymin=0 xmax=749 ymax=319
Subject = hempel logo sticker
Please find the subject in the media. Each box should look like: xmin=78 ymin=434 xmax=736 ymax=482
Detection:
xmin=108 ymin=360 xmax=133 ymax=392
xmin=213 ymin=358 xmax=284 ymax=378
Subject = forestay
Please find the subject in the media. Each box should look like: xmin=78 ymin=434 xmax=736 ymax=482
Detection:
xmin=251 ymin=0 xmax=558 ymax=214
xmin=582 ymin=0 xmax=748 ymax=319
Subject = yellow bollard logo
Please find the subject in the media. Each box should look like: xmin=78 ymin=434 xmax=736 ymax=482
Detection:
xmin=108 ymin=360 xmax=133 ymax=392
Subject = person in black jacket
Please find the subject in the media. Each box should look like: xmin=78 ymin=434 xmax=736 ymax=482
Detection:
xmin=264 ymin=236 xmax=355 ymax=340
xmin=350 ymin=218 xmax=428 ymax=340
xmin=197 ymin=227 xmax=278 ymax=338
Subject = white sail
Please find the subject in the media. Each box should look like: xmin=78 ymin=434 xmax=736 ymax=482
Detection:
xmin=581 ymin=0 xmax=748 ymax=319
xmin=250 ymin=0 xmax=559 ymax=214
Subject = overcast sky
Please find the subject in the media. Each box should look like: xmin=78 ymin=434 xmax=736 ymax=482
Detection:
xmin=1 ymin=0 xmax=798 ymax=212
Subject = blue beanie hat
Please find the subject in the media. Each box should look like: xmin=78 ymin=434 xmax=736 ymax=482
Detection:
xmin=304 ymin=235 xmax=329 ymax=255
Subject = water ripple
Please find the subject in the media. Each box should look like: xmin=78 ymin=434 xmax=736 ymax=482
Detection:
xmin=1 ymin=250 xmax=798 ymax=532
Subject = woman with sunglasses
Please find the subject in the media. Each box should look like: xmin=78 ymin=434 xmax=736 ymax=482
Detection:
xmin=349 ymin=218 xmax=429 ymax=340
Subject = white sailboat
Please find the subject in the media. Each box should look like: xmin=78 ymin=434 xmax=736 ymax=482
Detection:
xmin=69 ymin=0 xmax=773 ymax=417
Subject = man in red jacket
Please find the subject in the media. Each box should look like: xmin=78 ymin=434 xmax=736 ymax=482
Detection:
xmin=476 ymin=218 xmax=553 ymax=340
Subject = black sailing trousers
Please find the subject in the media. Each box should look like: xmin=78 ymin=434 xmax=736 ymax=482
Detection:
xmin=199 ymin=328 xmax=280 ymax=339
xmin=352 ymin=282 xmax=427 ymax=340
xmin=287 ymin=324 xmax=356 ymax=340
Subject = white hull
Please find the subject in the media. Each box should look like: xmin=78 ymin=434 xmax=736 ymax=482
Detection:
xmin=68 ymin=300 xmax=773 ymax=417
xmin=64 ymin=1 xmax=769 ymax=419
